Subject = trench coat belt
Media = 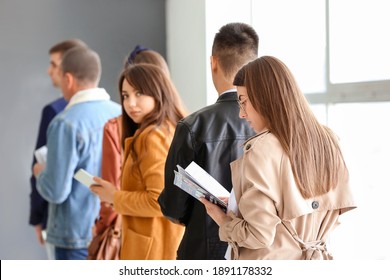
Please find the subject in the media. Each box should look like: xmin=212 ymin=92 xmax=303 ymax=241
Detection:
xmin=227 ymin=242 xmax=240 ymax=260
xmin=281 ymin=220 xmax=332 ymax=260
xmin=301 ymin=240 xmax=327 ymax=260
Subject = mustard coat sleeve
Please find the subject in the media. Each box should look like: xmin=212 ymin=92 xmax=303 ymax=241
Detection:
xmin=113 ymin=127 xmax=170 ymax=218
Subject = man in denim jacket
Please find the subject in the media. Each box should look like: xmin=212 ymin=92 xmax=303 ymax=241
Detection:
xmin=29 ymin=39 xmax=87 ymax=260
xmin=33 ymin=47 xmax=121 ymax=260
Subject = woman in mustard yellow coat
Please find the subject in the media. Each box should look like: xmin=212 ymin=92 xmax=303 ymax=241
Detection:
xmin=92 ymin=64 xmax=186 ymax=259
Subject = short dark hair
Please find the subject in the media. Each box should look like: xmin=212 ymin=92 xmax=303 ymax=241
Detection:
xmin=212 ymin=22 xmax=259 ymax=81
xmin=48 ymin=39 xmax=87 ymax=55
xmin=233 ymin=65 xmax=245 ymax=87
xmin=61 ymin=47 xmax=101 ymax=85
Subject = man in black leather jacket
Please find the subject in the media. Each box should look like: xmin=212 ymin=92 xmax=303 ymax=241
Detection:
xmin=158 ymin=22 xmax=259 ymax=260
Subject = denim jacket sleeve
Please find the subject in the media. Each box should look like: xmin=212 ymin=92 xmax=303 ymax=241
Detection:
xmin=36 ymin=117 xmax=80 ymax=204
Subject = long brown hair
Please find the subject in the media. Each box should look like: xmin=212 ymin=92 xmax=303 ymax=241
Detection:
xmin=118 ymin=63 xmax=186 ymax=169
xmin=234 ymin=56 xmax=346 ymax=199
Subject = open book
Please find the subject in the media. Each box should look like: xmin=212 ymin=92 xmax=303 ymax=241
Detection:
xmin=173 ymin=161 xmax=229 ymax=210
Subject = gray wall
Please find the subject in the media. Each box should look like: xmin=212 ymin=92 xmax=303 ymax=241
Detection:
xmin=0 ymin=0 xmax=166 ymax=259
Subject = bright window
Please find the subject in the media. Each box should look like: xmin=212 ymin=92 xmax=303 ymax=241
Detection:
xmin=252 ymin=0 xmax=326 ymax=94
xmin=329 ymin=0 xmax=390 ymax=83
xmin=251 ymin=0 xmax=390 ymax=259
xmin=206 ymin=0 xmax=390 ymax=259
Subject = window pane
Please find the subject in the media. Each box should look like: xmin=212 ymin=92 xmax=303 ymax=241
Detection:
xmin=327 ymin=102 xmax=390 ymax=259
xmin=329 ymin=0 xmax=390 ymax=83
xmin=310 ymin=104 xmax=327 ymax=125
xmin=251 ymin=0 xmax=326 ymax=94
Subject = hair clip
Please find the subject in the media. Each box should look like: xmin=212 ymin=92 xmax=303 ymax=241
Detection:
xmin=127 ymin=44 xmax=150 ymax=64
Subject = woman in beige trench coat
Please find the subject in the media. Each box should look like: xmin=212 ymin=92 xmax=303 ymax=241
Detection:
xmin=201 ymin=56 xmax=357 ymax=260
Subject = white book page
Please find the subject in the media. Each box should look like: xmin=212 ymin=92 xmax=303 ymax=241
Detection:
xmin=184 ymin=161 xmax=229 ymax=198
xmin=34 ymin=146 xmax=48 ymax=164
xmin=174 ymin=164 xmax=228 ymax=209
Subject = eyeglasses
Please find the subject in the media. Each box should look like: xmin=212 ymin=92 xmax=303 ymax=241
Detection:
xmin=236 ymin=99 xmax=247 ymax=113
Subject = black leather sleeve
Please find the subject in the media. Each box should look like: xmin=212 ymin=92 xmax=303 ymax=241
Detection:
xmin=158 ymin=120 xmax=196 ymax=225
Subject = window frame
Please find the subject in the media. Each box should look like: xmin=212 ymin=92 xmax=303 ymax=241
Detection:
xmin=306 ymin=0 xmax=390 ymax=105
